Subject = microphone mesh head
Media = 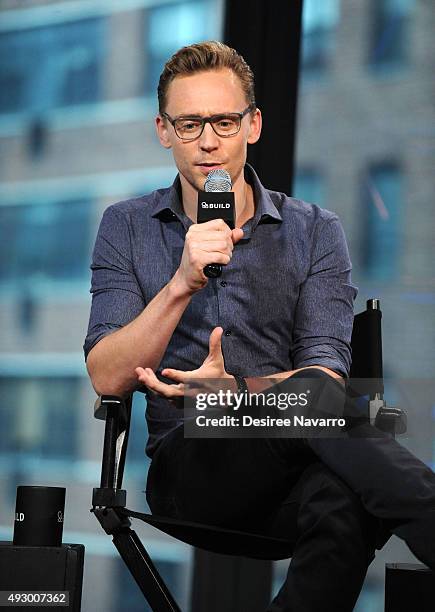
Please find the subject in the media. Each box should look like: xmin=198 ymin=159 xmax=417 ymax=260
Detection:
xmin=204 ymin=169 xmax=232 ymax=192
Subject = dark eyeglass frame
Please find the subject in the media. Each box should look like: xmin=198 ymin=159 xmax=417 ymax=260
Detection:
xmin=161 ymin=103 xmax=256 ymax=141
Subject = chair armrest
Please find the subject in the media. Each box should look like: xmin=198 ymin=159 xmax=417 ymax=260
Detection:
xmin=94 ymin=395 xmax=126 ymax=421
xmin=93 ymin=394 xmax=133 ymax=492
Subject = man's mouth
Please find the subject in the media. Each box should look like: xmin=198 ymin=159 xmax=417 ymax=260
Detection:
xmin=196 ymin=162 xmax=223 ymax=172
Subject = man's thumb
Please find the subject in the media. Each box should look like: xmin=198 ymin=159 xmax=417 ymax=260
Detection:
xmin=232 ymin=228 xmax=244 ymax=244
xmin=209 ymin=326 xmax=224 ymax=357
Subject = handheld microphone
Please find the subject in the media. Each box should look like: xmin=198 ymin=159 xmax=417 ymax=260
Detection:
xmin=197 ymin=169 xmax=235 ymax=278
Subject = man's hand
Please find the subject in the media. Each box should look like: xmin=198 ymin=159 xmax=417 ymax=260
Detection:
xmin=173 ymin=219 xmax=243 ymax=295
xmin=135 ymin=326 xmax=235 ymax=402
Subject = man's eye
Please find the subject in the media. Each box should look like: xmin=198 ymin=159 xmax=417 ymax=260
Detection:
xmin=179 ymin=120 xmax=201 ymax=131
xmin=216 ymin=118 xmax=236 ymax=130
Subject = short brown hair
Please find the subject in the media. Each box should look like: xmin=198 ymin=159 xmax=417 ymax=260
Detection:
xmin=157 ymin=41 xmax=256 ymax=114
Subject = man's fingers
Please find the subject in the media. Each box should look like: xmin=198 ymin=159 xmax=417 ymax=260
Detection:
xmin=190 ymin=230 xmax=232 ymax=241
xmin=161 ymin=368 xmax=188 ymax=383
xmin=200 ymin=251 xmax=232 ymax=266
xmin=135 ymin=367 xmax=184 ymax=398
xmin=193 ymin=219 xmax=230 ymax=231
xmin=196 ymin=240 xmax=233 ymax=253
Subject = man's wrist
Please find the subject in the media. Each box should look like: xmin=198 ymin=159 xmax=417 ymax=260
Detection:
xmin=168 ymin=270 xmax=197 ymax=299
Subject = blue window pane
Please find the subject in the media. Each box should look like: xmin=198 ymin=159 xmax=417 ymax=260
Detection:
xmin=301 ymin=0 xmax=340 ymax=78
xmin=0 ymin=199 xmax=92 ymax=285
xmin=116 ymin=557 xmax=182 ymax=612
xmin=0 ymin=378 xmax=79 ymax=459
xmin=0 ymin=18 xmax=105 ymax=115
xmin=362 ymin=163 xmax=403 ymax=281
xmin=293 ymin=168 xmax=325 ymax=207
xmin=145 ymin=1 xmax=218 ymax=95
xmin=369 ymin=0 xmax=415 ymax=68
xmin=125 ymin=393 xmax=151 ymax=466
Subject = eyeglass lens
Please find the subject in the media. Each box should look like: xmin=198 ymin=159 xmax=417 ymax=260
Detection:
xmin=175 ymin=115 xmax=240 ymax=139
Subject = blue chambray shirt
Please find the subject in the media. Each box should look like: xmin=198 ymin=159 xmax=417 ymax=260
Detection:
xmin=84 ymin=164 xmax=357 ymax=457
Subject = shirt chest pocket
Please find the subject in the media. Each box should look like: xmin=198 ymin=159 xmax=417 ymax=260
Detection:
xmin=231 ymin=239 xmax=305 ymax=331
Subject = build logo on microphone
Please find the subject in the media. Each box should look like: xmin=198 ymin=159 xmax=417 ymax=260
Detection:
xmin=200 ymin=202 xmax=231 ymax=208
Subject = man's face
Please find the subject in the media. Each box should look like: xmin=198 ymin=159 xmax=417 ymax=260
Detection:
xmin=156 ymin=68 xmax=262 ymax=192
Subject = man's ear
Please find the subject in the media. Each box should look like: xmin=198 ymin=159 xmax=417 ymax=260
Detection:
xmin=155 ymin=115 xmax=172 ymax=149
xmin=247 ymin=108 xmax=262 ymax=145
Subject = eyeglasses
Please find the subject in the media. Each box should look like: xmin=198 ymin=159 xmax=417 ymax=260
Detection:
xmin=161 ymin=104 xmax=256 ymax=141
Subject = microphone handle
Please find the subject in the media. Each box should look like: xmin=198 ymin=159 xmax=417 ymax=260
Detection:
xmin=204 ymin=263 xmax=222 ymax=278
xmin=197 ymin=190 xmax=235 ymax=280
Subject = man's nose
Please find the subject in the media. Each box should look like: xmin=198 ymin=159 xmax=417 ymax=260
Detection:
xmin=199 ymin=122 xmax=220 ymax=150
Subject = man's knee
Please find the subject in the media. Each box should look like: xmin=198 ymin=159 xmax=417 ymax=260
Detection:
xmin=296 ymin=463 xmax=380 ymax=560
xmin=278 ymin=368 xmax=347 ymax=425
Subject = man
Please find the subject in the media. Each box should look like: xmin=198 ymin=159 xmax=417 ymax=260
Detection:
xmin=85 ymin=41 xmax=435 ymax=611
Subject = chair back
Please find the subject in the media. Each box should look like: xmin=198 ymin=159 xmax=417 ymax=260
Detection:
xmin=349 ymin=298 xmax=384 ymax=397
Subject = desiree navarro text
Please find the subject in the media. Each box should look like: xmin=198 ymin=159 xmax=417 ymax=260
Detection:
xmin=195 ymin=415 xmax=346 ymax=428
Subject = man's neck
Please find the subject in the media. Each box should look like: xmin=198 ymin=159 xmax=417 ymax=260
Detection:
xmin=180 ymin=170 xmax=255 ymax=228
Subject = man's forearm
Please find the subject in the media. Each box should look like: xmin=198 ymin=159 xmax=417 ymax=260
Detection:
xmin=86 ymin=271 xmax=193 ymax=397
xmin=245 ymin=366 xmax=343 ymax=393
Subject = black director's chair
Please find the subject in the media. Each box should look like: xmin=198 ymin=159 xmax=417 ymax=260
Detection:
xmin=91 ymin=299 xmax=406 ymax=611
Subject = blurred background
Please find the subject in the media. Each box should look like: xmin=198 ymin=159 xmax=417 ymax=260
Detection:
xmin=0 ymin=0 xmax=434 ymax=610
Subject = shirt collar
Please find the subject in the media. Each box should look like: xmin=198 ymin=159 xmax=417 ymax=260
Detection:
xmin=150 ymin=163 xmax=283 ymax=230
xmin=150 ymin=175 xmax=191 ymax=227
xmin=244 ymin=163 xmax=283 ymax=229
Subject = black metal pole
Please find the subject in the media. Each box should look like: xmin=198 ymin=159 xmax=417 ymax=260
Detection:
xmin=113 ymin=528 xmax=182 ymax=612
xmin=224 ymin=0 xmax=303 ymax=194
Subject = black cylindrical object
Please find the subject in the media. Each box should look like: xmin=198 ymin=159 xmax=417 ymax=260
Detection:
xmin=13 ymin=486 xmax=65 ymax=547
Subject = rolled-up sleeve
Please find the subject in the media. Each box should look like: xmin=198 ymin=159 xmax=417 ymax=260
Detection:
xmin=291 ymin=215 xmax=358 ymax=377
xmin=83 ymin=205 xmax=145 ymax=360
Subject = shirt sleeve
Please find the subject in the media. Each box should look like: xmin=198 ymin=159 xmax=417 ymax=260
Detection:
xmin=83 ymin=205 xmax=145 ymax=360
xmin=291 ymin=215 xmax=358 ymax=377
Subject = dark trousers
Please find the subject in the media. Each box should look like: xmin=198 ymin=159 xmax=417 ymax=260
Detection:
xmin=146 ymin=370 xmax=435 ymax=611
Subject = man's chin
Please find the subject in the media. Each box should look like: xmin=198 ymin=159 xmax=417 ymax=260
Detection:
xmin=178 ymin=172 xmax=208 ymax=194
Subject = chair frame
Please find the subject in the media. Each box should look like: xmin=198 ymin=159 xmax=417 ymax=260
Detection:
xmin=91 ymin=298 xmax=405 ymax=611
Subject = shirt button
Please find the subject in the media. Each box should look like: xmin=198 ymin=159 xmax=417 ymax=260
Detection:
xmin=224 ymin=330 xmax=232 ymax=336
xmin=220 ymin=281 xmax=227 ymax=287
